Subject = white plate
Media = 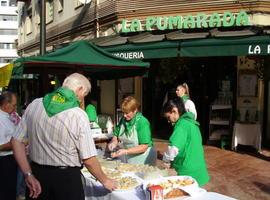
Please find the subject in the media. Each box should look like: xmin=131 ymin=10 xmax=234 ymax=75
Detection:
xmin=113 ymin=173 xmax=144 ymax=192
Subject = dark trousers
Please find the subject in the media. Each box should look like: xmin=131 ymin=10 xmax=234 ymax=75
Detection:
xmin=26 ymin=162 xmax=84 ymax=200
xmin=0 ymin=154 xmax=17 ymax=200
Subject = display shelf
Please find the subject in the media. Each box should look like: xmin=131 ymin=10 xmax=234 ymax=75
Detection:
xmin=211 ymin=104 xmax=232 ymax=110
xmin=209 ymin=104 xmax=232 ymax=144
xmin=209 ymin=120 xmax=230 ymax=125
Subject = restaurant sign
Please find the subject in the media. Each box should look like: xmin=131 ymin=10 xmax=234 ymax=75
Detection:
xmin=120 ymin=11 xmax=249 ymax=33
xmin=113 ymin=52 xmax=145 ymax=59
xmin=248 ymin=44 xmax=270 ymax=55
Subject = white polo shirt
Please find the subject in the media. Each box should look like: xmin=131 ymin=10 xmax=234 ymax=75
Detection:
xmin=0 ymin=109 xmax=15 ymax=156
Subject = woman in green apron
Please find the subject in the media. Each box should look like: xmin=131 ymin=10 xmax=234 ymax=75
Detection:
xmin=108 ymin=96 xmax=156 ymax=165
xmin=162 ymin=98 xmax=210 ymax=186
xmin=176 ymin=83 xmax=197 ymax=120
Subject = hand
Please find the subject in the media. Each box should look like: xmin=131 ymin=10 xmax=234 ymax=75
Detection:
xmin=163 ymin=162 xmax=171 ymax=169
xmin=108 ymin=142 xmax=117 ymax=151
xmin=103 ymin=178 xmax=118 ymax=191
xmin=25 ymin=175 xmax=42 ymax=198
xmin=111 ymin=149 xmax=128 ymax=158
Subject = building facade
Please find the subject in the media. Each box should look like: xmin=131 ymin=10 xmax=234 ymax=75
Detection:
xmin=0 ymin=0 xmax=18 ymax=67
xmin=16 ymin=0 xmax=270 ymax=146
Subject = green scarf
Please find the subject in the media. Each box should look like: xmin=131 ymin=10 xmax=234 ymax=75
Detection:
xmin=181 ymin=112 xmax=200 ymax=126
xmin=121 ymin=112 xmax=142 ymax=136
xmin=181 ymin=95 xmax=189 ymax=103
xmin=173 ymin=112 xmax=199 ymax=127
xmin=43 ymin=87 xmax=80 ymax=117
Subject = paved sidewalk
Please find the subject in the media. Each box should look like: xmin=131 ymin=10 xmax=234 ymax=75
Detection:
xmin=154 ymin=140 xmax=270 ymax=200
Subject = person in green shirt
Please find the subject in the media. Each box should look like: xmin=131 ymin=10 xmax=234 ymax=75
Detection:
xmin=107 ymin=96 xmax=156 ymax=165
xmin=85 ymin=103 xmax=97 ymax=122
xmin=162 ymin=98 xmax=210 ymax=186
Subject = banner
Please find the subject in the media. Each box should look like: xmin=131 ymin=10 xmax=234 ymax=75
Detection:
xmin=0 ymin=63 xmax=13 ymax=87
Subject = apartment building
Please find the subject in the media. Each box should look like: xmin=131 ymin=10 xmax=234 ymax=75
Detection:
xmin=0 ymin=0 xmax=18 ymax=67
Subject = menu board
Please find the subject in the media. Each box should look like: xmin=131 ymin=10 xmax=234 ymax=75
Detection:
xmin=239 ymin=72 xmax=257 ymax=97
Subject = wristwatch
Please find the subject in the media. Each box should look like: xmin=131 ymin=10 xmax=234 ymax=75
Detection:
xmin=24 ymin=172 xmax=33 ymax=177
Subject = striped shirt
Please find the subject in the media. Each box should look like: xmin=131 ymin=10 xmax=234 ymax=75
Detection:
xmin=13 ymin=98 xmax=97 ymax=167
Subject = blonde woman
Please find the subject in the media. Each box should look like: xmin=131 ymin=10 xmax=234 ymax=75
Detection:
xmin=108 ymin=96 xmax=156 ymax=165
xmin=176 ymin=83 xmax=197 ymax=120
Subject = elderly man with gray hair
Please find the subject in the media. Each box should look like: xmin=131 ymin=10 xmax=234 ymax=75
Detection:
xmin=11 ymin=73 xmax=116 ymax=200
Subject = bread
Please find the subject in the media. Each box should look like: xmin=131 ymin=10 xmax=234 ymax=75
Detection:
xmin=164 ymin=188 xmax=189 ymax=199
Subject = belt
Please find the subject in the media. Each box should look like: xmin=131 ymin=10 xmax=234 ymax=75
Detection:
xmin=31 ymin=161 xmax=82 ymax=170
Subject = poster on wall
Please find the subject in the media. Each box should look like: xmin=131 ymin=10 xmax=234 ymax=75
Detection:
xmin=238 ymin=70 xmax=257 ymax=97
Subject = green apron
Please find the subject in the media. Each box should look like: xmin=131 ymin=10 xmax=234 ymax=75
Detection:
xmin=118 ymin=117 xmax=156 ymax=165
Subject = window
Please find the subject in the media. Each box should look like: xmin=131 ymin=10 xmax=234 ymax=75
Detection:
xmin=46 ymin=0 xmax=54 ymax=24
xmin=0 ymin=15 xmax=17 ymax=21
xmin=25 ymin=15 xmax=32 ymax=35
xmin=58 ymin=0 xmax=63 ymax=12
xmin=0 ymin=43 xmax=15 ymax=49
xmin=1 ymin=1 xmax=7 ymax=6
xmin=0 ymin=29 xmax=17 ymax=35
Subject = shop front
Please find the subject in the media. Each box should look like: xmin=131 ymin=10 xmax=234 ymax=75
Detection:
xmin=93 ymin=10 xmax=270 ymax=146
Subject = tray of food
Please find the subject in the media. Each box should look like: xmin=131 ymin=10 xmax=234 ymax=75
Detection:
xmin=143 ymin=176 xmax=206 ymax=199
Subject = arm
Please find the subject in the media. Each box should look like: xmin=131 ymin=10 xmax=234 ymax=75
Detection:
xmin=186 ymin=100 xmax=197 ymax=120
xmin=163 ymin=146 xmax=179 ymax=162
xmin=107 ymin=136 xmax=119 ymax=151
xmin=83 ymin=156 xmax=117 ymax=191
xmin=0 ymin=141 xmax=12 ymax=151
xmin=111 ymin=144 xmax=148 ymax=158
xmin=162 ymin=146 xmax=179 ymax=169
xmin=11 ymin=138 xmax=41 ymax=198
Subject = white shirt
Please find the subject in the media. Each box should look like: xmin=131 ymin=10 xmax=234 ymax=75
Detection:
xmin=0 ymin=109 xmax=15 ymax=156
xmin=13 ymin=98 xmax=97 ymax=167
xmin=162 ymin=146 xmax=179 ymax=162
xmin=185 ymin=99 xmax=197 ymax=120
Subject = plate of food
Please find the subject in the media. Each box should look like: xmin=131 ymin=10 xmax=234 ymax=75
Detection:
xmin=113 ymin=173 xmax=143 ymax=192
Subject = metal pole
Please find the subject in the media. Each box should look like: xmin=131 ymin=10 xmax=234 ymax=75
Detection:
xmin=95 ymin=0 xmax=99 ymax=38
xmin=40 ymin=0 xmax=46 ymax=55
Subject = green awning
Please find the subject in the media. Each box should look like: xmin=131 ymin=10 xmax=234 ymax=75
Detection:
xmin=103 ymin=41 xmax=180 ymax=59
xmin=100 ymin=35 xmax=270 ymax=59
xmin=12 ymin=41 xmax=149 ymax=80
xmin=180 ymin=35 xmax=270 ymax=57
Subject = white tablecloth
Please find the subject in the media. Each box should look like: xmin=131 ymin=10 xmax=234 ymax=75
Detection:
xmin=232 ymin=122 xmax=262 ymax=151
xmin=83 ymin=176 xmax=236 ymax=200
